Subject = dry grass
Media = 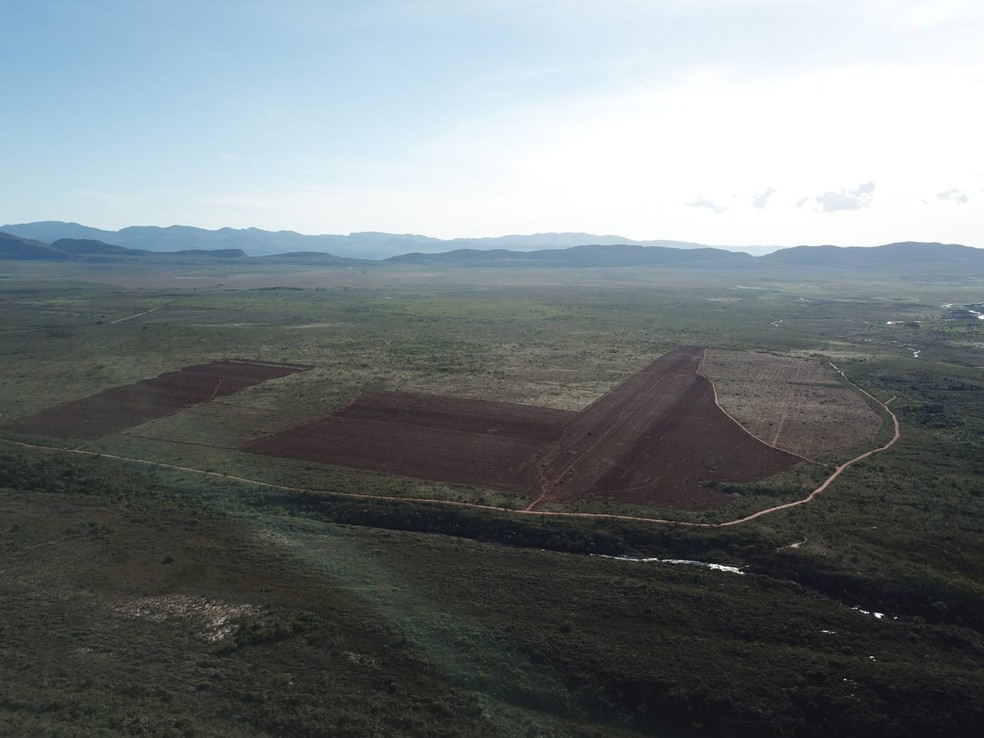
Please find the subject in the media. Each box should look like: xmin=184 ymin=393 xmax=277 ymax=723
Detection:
xmin=114 ymin=595 xmax=260 ymax=643
xmin=702 ymin=350 xmax=882 ymax=459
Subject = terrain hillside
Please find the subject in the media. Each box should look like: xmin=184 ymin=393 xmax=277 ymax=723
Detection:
xmin=51 ymin=239 xmax=144 ymax=256
xmin=0 ymin=231 xmax=70 ymax=260
xmin=762 ymin=241 xmax=984 ymax=269
xmin=0 ymin=232 xmax=250 ymax=261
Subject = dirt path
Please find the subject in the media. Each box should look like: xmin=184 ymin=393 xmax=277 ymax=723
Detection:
xmin=109 ymin=302 xmax=170 ymax=325
xmin=0 ymin=365 xmax=901 ymax=530
xmin=769 ymin=362 xmax=801 ymax=447
xmin=696 ymin=350 xmax=816 ymax=465
xmin=781 ymin=537 xmax=808 ymax=550
xmin=524 ymin=483 xmax=550 ymax=512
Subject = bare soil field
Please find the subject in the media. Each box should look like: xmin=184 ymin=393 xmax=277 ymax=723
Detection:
xmin=245 ymin=348 xmax=802 ymax=510
xmin=339 ymin=391 xmax=576 ymax=440
xmin=700 ymin=350 xmax=882 ymax=459
xmin=242 ymin=392 xmax=576 ymax=490
xmin=3 ymin=360 xmax=311 ymax=441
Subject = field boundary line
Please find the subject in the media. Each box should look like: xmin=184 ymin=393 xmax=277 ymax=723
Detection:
xmin=0 ymin=366 xmax=900 ymax=529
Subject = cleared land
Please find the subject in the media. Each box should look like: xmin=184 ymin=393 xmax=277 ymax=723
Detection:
xmin=245 ymin=347 xmax=802 ymax=510
xmin=3 ymin=360 xmax=311 ymax=441
xmin=701 ymin=350 xmax=882 ymax=459
xmin=243 ymin=392 xmax=577 ymax=490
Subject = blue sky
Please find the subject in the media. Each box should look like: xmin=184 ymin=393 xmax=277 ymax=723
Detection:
xmin=3 ymin=0 xmax=982 ymax=246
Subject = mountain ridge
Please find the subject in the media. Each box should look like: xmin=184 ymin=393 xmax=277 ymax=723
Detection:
xmin=2 ymin=223 xmax=982 ymax=272
xmin=385 ymin=243 xmax=755 ymax=268
xmin=0 ymin=231 xmax=250 ymax=261
xmin=0 ymin=221 xmax=729 ymax=259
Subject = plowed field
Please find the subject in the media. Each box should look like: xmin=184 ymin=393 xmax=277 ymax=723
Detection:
xmin=243 ymin=392 xmax=576 ymax=490
xmin=4 ymin=360 xmax=311 ymax=441
xmin=244 ymin=347 xmax=803 ymax=510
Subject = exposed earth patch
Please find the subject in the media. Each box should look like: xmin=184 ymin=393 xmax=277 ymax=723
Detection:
xmin=3 ymin=360 xmax=311 ymax=440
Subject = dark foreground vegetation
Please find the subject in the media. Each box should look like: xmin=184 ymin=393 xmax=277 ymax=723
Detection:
xmin=1 ymin=258 xmax=983 ymax=736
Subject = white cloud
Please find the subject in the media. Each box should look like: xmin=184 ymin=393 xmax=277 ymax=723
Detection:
xmin=752 ymin=187 xmax=776 ymax=209
xmin=938 ymin=188 xmax=970 ymax=204
xmin=686 ymin=196 xmax=729 ymax=214
xmin=813 ymin=181 xmax=876 ymax=212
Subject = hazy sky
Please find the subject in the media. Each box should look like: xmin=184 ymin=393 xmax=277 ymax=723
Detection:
xmin=3 ymin=0 xmax=982 ymax=246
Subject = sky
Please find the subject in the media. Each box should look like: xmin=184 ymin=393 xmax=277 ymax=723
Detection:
xmin=3 ymin=0 xmax=983 ymax=248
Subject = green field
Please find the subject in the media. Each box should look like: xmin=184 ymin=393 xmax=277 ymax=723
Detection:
xmin=2 ymin=258 xmax=983 ymax=736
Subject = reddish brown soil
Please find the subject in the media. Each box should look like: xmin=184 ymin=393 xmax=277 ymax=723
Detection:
xmin=339 ymin=391 xmax=575 ymax=441
xmin=520 ymin=347 xmax=798 ymax=509
xmin=5 ymin=360 xmax=311 ymax=441
xmin=243 ymin=393 xmax=576 ymax=490
xmin=244 ymin=347 xmax=802 ymax=510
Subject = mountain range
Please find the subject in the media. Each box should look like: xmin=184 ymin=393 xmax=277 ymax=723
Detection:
xmin=0 ymin=221 xmax=717 ymax=260
xmin=0 ymin=232 xmax=249 ymax=261
xmin=1 ymin=222 xmax=982 ymax=273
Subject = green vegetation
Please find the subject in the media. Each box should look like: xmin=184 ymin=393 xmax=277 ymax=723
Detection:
xmin=1 ymin=259 xmax=983 ymax=736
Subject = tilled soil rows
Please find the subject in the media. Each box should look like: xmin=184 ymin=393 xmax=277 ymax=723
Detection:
xmin=243 ymin=392 xmax=577 ymax=490
xmin=4 ymin=360 xmax=311 ymax=441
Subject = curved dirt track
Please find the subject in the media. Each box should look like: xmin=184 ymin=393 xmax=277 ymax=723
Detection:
xmin=0 ymin=362 xmax=900 ymax=529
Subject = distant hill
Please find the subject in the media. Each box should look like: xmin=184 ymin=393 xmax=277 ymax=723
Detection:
xmin=388 ymin=243 xmax=754 ymax=268
xmin=1 ymin=221 xmax=120 ymax=244
xmin=762 ymin=242 xmax=984 ymax=270
xmin=112 ymin=226 xmax=331 ymax=255
xmin=437 ymin=233 xmax=709 ymax=251
xmin=259 ymin=251 xmax=373 ymax=265
xmin=167 ymin=248 xmax=247 ymax=258
xmin=0 ymin=231 xmax=249 ymax=261
xmin=51 ymin=238 xmax=144 ymax=256
xmin=0 ymin=231 xmax=70 ymax=260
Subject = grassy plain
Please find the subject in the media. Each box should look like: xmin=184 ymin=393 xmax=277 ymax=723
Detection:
xmin=1 ymin=257 xmax=983 ymax=736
